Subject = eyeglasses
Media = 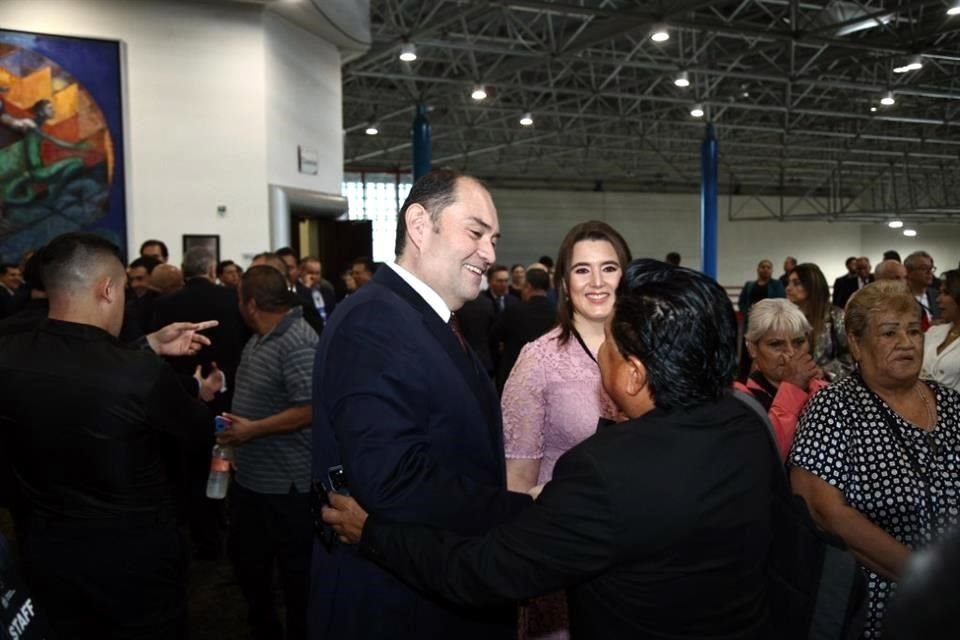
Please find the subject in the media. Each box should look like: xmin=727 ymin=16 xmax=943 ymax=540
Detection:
xmin=911 ymin=264 xmax=936 ymax=273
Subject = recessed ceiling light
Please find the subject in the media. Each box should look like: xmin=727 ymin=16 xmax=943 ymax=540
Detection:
xmin=471 ymin=85 xmax=487 ymax=101
xmin=674 ymin=71 xmax=690 ymax=88
xmin=519 ymin=112 xmax=533 ymax=126
xmin=870 ymin=106 xmax=878 ymax=112
xmin=690 ymin=104 xmax=705 ymax=118
xmin=651 ymin=26 xmax=670 ymax=42
xmin=365 ymin=124 xmax=379 ymax=135
xmin=903 ymin=229 xmax=918 ymax=237
xmin=888 ymin=220 xmax=903 ymax=228
xmin=948 ymin=3 xmax=960 ymax=16
xmin=880 ymin=91 xmax=895 ymax=106
xmin=399 ymin=42 xmax=417 ymax=62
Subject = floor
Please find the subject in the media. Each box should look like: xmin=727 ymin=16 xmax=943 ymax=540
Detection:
xmin=1 ymin=509 xmax=259 ymax=640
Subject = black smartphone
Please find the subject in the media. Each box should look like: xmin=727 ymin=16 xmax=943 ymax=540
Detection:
xmin=327 ymin=465 xmax=349 ymax=495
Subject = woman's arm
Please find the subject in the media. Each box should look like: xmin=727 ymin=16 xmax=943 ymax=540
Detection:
xmin=506 ymin=459 xmax=541 ymax=492
xmin=501 ymin=342 xmax=548 ymax=490
xmin=791 ymin=467 xmax=911 ymax=580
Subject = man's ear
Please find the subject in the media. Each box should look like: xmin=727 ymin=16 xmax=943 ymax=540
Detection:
xmin=100 ymin=274 xmax=120 ymax=305
xmin=624 ymin=355 xmax=648 ymax=397
xmin=404 ymin=203 xmax=429 ymax=253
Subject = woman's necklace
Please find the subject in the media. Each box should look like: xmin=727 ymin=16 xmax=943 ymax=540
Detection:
xmin=914 ymin=382 xmax=936 ymax=431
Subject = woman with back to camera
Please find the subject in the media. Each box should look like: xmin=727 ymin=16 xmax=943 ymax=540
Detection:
xmin=501 ymin=221 xmax=631 ymax=639
xmin=790 ymin=281 xmax=960 ymax=639
xmin=921 ymin=269 xmax=960 ymax=393
xmin=735 ymin=298 xmax=827 ymax=462
xmin=323 ymin=259 xmax=776 ymax=640
xmin=785 ymin=262 xmax=854 ymax=381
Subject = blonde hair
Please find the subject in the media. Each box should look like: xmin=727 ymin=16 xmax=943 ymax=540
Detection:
xmin=844 ymin=280 xmax=920 ymax=340
xmin=745 ymin=298 xmax=811 ymax=343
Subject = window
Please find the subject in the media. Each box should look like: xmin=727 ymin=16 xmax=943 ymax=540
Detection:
xmin=342 ymin=172 xmax=413 ymax=263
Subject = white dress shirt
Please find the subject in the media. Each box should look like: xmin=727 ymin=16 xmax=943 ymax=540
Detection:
xmin=386 ymin=262 xmax=452 ymax=323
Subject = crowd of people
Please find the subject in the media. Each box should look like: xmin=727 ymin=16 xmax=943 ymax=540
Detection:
xmin=0 ymin=168 xmax=959 ymax=640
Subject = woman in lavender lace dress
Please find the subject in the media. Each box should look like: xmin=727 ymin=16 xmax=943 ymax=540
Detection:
xmin=501 ymin=220 xmax=631 ymax=640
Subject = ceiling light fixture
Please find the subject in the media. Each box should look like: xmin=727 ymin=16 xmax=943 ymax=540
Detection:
xmin=887 ymin=220 xmax=904 ymax=229
xmin=651 ymin=26 xmax=670 ymax=42
xmin=893 ymin=54 xmax=924 ymax=73
xmin=690 ymin=104 xmax=705 ymax=118
xmin=519 ymin=112 xmax=533 ymax=126
xmin=674 ymin=71 xmax=690 ymax=88
xmin=364 ymin=123 xmax=379 ymax=135
xmin=870 ymin=106 xmax=878 ymax=112
xmin=399 ymin=42 xmax=417 ymax=62
xmin=903 ymin=229 xmax=918 ymax=237
xmin=948 ymin=2 xmax=960 ymax=16
xmin=880 ymin=91 xmax=895 ymax=106
xmin=470 ymin=85 xmax=487 ymax=101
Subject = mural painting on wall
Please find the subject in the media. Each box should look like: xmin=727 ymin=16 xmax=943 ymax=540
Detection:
xmin=0 ymin=29 xmax=126 ymax=263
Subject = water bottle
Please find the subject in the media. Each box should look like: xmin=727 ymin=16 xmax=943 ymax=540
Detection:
xmin=205 ymin=444 xmax=232 ymax=499
xmin=205 ymin=415 xmax=233 ymax=499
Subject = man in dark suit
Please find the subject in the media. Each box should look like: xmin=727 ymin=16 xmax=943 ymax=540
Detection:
xmin=456 ymin=293 xmax=496 ymax=377
xmin=778 ymin=255 xmax=797 ymax=287
xmin=831 ymin=256 xmax=857 ymax=308
xmin=905 ymin=250 xmax=940 ymax=324
xmin=297 ymin=256 xmax=337 ymax=323
xmin=483 ymin=264 xmax=513 ymax=314
xmin=0 ymin=263 xmax=24 ymax=318
xmin=309 ymin=169 xmax=532 ymax=640
xmin=833 ymin=256 xmax=874 ymax=309
xmin=494 ymin=267 xmax=556 ymax=391
xmin=151 ymin=246 xmax=251 ymax=559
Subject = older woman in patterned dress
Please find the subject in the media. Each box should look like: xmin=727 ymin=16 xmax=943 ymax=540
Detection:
xmin=790 ymin=281 xmax=960 ymax=638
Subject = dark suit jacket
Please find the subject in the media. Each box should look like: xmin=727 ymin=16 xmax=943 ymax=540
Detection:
xmin=360 ymin=395 xmax=774 ymax=640
xmin=832 ymin=274 xmax=872 ymax=309
xmin=295 ymin=281 xmax=335 ymax=327
xmin=309 ymin=266 xmax=532 ymax=640
xmin=456 ymin=294 xmax=496 ymax=375
xmin=150 ymin=278 xmax=250 ymax=414
xmin=494 ymin=295 xmax=556 ymax=391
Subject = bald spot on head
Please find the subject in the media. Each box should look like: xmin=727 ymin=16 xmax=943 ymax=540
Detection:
xmin=875 ymin=259 xmax=907 ymax=283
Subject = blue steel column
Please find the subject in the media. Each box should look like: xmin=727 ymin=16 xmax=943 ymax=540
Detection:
xmin=412 ymin=103 xmax=432 ymax=181
xmin=700 ymin=123 xmax=719 ymax=279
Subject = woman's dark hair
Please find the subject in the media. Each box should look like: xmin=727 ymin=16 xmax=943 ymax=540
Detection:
xmin=611 ymin=259 xmax=737 ymax=410
xmin=790 ymin=263 xmax=831 ymax=345
xmin=941 ymin=269 xmax=960 ymax=307
xmin=555 ymin=221 xmax=632 ymax=345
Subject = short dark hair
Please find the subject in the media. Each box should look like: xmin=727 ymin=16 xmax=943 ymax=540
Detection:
xmin=0 ymin=263 xmax=19 ymax=275
xmin=555 ymin=221 xmax=632 ymax=345
xmin=612 ymin=259 xmax=737 ymax=410
xmin=665 ymin=252 xmax=681 ymax=266
xmin=252 ymin=252 xmax=286 ymax=274
xmin=217 ymin=260 xmax=237 ymax=277
xmin=276 ymin=246 xmax=298 ymax=262
xmin=538 ymin=256 xmax=554 ymax=270
xmin=240 ymin=265 xmax=298 ymax=312
xmin=351 ymin=256 xmax=375 ymax=274
xmin=41 ymin=233 xmax=124 ymax=295
xmin=883 ymin=250 xmax=902 ymax=262
xmin=182 ymin=247 xmax=215 ymax=279
xmin=510 ymin=264 xmax=524 ymax=273
xmin=139 ymin=239 xmax=168 ymax=260
xmin=129 ymin=255 xmax=160 ymax=273
xmin=487 ymin=264 xmax=508 ymax=282
xmin=394 ymin=169 xmax=471 ymax=257
xmin=524 ymin=267 xmax=550 ymax=292
xmin=21 ymin=251 xmax=45 ymax=292
xmin=845 ymin=256 xmax=857 ymax=269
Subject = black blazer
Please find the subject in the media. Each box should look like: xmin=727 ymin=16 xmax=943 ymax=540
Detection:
xmin=309 ymin=267 xmax=531 ymax=640
xmin=832 ymin=274 xmax=872 ymax=309
xmin=494 ymin=295 xmax=556 ymax=391
xmin=150 ymin=278 xmax=250 ymax=413
xmin=456 ymin=294 xmax=496 ymax=374
xmin=359 ymin=395 xmax=774 ymax=640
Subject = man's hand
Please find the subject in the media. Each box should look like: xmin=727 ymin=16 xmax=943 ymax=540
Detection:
xmin=783 ymin=351 xmax=818 ymax=391
xmin=146 ymin=320 xmax=218 ymax=356
xmin=216 ymin=412 xmax=259 ymax=446
xmin=321 ymin=493 xmax=368 ymax=545
xmin=194 ymin=363 xmax=225 ymax=402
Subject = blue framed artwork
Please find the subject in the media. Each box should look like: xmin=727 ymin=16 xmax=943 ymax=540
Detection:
xmin=0 ymin=28 xmax=126 ymax=263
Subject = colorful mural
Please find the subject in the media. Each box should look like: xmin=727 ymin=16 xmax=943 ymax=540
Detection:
xmin=0 ymin=30 xmax=125 ymax=262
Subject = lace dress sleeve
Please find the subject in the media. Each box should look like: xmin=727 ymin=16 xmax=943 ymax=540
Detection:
xmin=502 ymin=340 xmax=548 ymax=460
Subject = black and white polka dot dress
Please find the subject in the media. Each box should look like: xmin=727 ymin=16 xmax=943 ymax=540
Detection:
xmin=790 ymin=374 xmax=960 ymax=638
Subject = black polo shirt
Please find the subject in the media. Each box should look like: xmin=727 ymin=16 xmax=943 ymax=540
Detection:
xmin=0 ymin=319 xmax=212 ymax=521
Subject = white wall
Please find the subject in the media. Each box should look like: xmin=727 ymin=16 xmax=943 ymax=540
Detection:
xmin=264 ymin=11 xmax=343 ymax=193
xmin=491 ymin=188 xmax=958 ymax=286
xmin=0 ymin=0 xmax=344 ymax=265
